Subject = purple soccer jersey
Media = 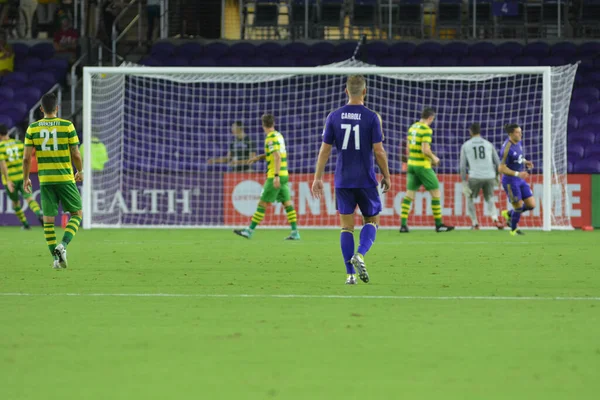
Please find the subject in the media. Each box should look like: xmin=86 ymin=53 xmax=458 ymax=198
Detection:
xmin=500 ymin=138 xmax=532 ymax=202
xmin=322 ymin=104 xmax=383 ymax=189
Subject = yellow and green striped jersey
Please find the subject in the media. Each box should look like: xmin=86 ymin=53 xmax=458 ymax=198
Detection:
xmin=407 ymin=122 xmax=433 ymax=169
xmin=0 ymin=139 xmax=24 ymax=184
xmin=24 ymin=117 xmax=79 ymax=185
xmin=264 ymin=130 xmax=288 ymax=178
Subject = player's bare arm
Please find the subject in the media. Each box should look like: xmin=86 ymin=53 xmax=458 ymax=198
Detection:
xmin=498 ymin=162 xmax=529 ymax=180
xmin=71 ymin=145 xmax=84 ymax=182
xmin=208 ymin=151 xmax=232 ymax=165
xmin=373 ymin=142 xmax=391 ymax=193
xmin=312 ymin=142 xmax=332 ymax=199
xmin=0 ymin=159 xmax=13 ymax=192
xmin=230 ymin=151 xmax=256 ymax=166
xmin=247 ymin=154 xmax=266 ymax=164
xmin=421 ymin=142 xmax=439 ymax=166
xmin=22 ymin=145 xmax=33 ymax=193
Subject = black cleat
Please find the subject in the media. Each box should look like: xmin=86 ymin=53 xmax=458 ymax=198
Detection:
xmin=436 ymin=224 xmax=455 ymax=233
xmin=233 ymin=229 xmax=252 ymax=239
xmin=399 ymin=225 xmax=409 ymax=233
xmin=21 ymin=225 xmax=31 ymax=230
xmin=472 ymin=224 xmax=480 ymax=230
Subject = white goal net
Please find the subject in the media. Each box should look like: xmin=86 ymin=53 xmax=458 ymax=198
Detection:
xmin=83 ymin=62 xmax=577 ymax=230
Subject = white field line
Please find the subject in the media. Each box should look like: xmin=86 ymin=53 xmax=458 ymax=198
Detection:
xmin=1 ymin=293 xmax=599 ymax=301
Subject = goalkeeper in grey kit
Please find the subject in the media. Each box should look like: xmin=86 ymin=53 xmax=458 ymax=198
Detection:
xmin=459 ymin=123 xmax=504 ymax=229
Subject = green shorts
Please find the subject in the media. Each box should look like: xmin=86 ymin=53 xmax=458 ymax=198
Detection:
xmin=407 ymin=165 xmax=440 ymax=191
xmin=4 ymin=180 xmax=32 ymax=203
xmin=260 ymin=176 xmax=291 ymax=203
xmin=41 ymin=183 xmax=82 ymax=217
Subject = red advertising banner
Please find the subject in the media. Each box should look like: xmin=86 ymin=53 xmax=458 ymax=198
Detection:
xmin=224 ymin=173 xmax=592 ymax=228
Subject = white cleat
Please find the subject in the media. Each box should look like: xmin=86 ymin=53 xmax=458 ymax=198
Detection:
xmin=351 ymin=254 xmax=369 ymax=283
xmin=345 ymin=275 xmax=357 ymax=285
xmin=52 ymin=260 xmax=61 ymax=269
xmin=54 ymin=244 xmax=68 ymax=269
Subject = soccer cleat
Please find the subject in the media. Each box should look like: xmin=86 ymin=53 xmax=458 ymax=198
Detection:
xmin=233 ymin=229 xmax=253 ymax=239
xmin=435 ymin=224 xmax=455 ymax=233
xmin=54 ymin=243 xmax=68 ymax=269
xmin=472 ymin=224 xmax=480 ymax=230
xmin=351 ymin=254 xmax=369 ymax=283
xmin=345 ymin=275 xmax=357 ymax=285
xmin=21 ymin=225 xmax=31 ymax=230
xmin=52 ymin=260 xmax=61 ymax=269
xmin=284 ymin=231 xmax=301 ymax=241
xmin=501 ymin=210 xmax=511 ymax=228
xmin=493 ymin=219 xmax=505 ymax=230
xmin=510 ymin=229 xmax=525 ymax=236
xmin=399 ymin=225 xmax=409 ymax=233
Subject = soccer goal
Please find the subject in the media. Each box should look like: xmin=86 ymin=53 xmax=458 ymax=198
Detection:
xmin=82 ymin=61 xmax=577 ymax=230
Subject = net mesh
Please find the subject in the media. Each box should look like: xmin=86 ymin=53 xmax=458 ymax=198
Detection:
xmin=86 ymin=62 xmax=577 ymax=229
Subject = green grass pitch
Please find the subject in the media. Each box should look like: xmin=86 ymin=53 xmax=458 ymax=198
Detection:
xmin=1 ymin=227 xmax=600 ymax=399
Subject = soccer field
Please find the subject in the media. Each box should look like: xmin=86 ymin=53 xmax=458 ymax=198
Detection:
xmin=2 ymin=228 xmax=599 ymax=399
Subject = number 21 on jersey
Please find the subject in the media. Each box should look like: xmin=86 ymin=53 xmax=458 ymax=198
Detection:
xmin=40 ymin=128 xmax=58 ymax=151
xmin=341 ymin=124 xmax=360 ymax=150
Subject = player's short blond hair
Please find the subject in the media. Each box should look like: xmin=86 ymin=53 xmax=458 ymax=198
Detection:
xmin=346 ymin=75 xmax=366 ymax=97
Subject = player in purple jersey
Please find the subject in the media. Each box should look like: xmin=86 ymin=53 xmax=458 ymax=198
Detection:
xmin=312 ymin=75 xmax=391 ymax=285
xmin=498 ymin=123 xmax=536 ymax=235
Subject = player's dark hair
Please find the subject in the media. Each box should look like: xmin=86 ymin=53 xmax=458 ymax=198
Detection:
xmin=470 ymin=123 xmax=481 ymax=135
xmin=41 ymin=93 xmax=58 ymax=114
xmin=262 ymin=113 xmax=275 ymax=128
xmin=504 ymin=123 xmax=520 ymax=134
xmin=0 ymin=124 xmax=7 ymax=135
xmin=233 ymin=121 xmax=243 ymax=129
xmin=421 ymin=108 xmax=435 ymax=119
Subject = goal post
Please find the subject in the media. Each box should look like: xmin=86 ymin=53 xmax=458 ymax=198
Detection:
xmin=82 ymin=63 xmax=578 ymax=231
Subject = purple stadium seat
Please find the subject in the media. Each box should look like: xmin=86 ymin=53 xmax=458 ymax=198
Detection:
xmin=269 ymin=57 xmax=296 ymax=67
xmin=540 ymin=55 xmax=566 ymax=66
xmin=203 ymin=42 xmax=228 ymax=59
xmin=325 ymin=53 xmax=347 ymax=64
xmin=432 ymin=55 xmax=458 ymax=66
xmin=257 ymin=42 xmax=283 ymax=57
xmin=567 ymin=147 xmax=584 ymax=162
xmin=584 ymin=144 xmax=600 ymax=158
xmin=460 ymin=55 xmax=484 ymax=66
xmin=568 ymin=115 xmax=579 ymax=131
xmin=19 ymin=56 xmax=42 ymax=73
xmin=29 ymin=42 xmax=55 ymax=60
xmin=283 ymin=42 xmax=310 ymax=57
xmin=551 ymin=42 xmax=578 ymax=60
xmin=174 ymin=42 xmax=204 ymax=59
xmin=229 ymin=42 xmax=256 ymax=58
xmin=585 ymin=71 xmax=600 ymax=84
xmin=3 ymin=102 xmax=27 ymax=122
xmin=335 ymin=41 xmax=359 ymax=57
xmin=151 ymin=42 xmax=176 ymax=58
xmin=2 ymin=72 xmax=28 ymax=88
xmin=43 ymin=58 xmax=69 ymax=73
xmin=568 ymin=161 xmax=574 ymax=173
xmin=29 ymin=71 xmax=56 ymax=93
xmin=139 ymin=57 xmax=161 ymax=66
xmin=377 ymin=56 xmax=404 ymax=66
xmin=574 ymin=159 xmax=600 ymax=173
xmin=11 ymin=43 xmax=29 ymax=61
xmin=570 ymin=100 xmax=589 ymax=117
xmin=572 ymin=87 xmax=599 ymax=101
xmin=579 ymin=42 xmax=600 ymax=57
xmin=596 ymin=132 xmax=600 ymax=144
xmin=588 ymin=102 xmax=600 ymax=115
xmin=168 ymin=57 xmax=189 ymax=66
xmin=20 ymin=87 xmax=42 ymax=108
xmin=485 ymin=55 xmax=512 ymax=66
xmin=310 ymin=42 xmax=335 ymax=56
xmin=497 ymin=42 xmax=523 ymax=58
xmin=579 ymin=114 xmax=600 ymax=129
xmin=524 ymin=42 xmax=550 ymax=58
xmin=296 ymin=55 xmax=323 ymax=66
xmin=0 ymin=86 xmax=14 ymax=102
xmin=389 ymin=42 xmax=416 ymax=57
xmin=365 ymin=41 xmax=389 ymax=57
xmin=190 ymin=56 xmax=216 ymax=67
xmin=512 ymin=56 xmax=539 ymax=66
xmin=415 ymin=41 xmax=443 ymax=56
xmin=0 ymin=115 xmax=13 ymax=128
xmin=404 ymin=55 xmax=431 ymax=66
xmin=443 ymin=42 xmax=469 ymax=57
xmin=572 ymin=130 xmax=596 ymax=144
xmin=470 ymin=42 xmax=496 ymax=57
xmin=216 ymin=55 xmax=244 ymax=66
xmin=245 ymin=56 xmax=271 ymax=67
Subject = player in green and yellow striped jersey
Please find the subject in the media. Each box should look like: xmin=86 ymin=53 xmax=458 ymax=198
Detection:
xmin=23 ymin=94 xmax=84 ymax=269
xmin=234 ymin=113 xmax=300 ymax=240
xmin=400 ymin=108 xmax=454 ymax=233
xmin=0 ymin=124 xmax=43 ymax=229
